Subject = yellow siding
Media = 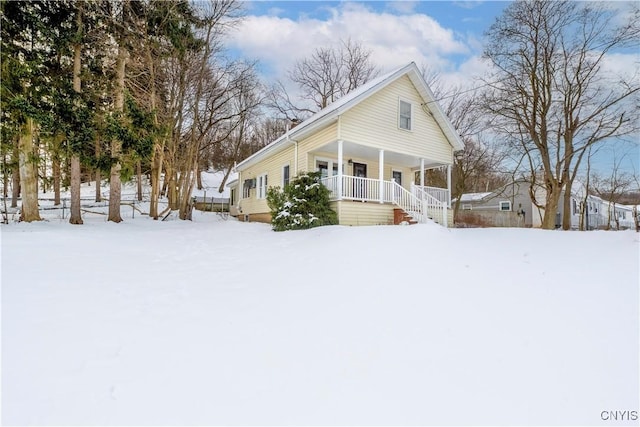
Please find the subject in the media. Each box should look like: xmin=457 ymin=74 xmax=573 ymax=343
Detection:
xmin=333 ymin=201 xmax=395 ymax=226
xmin=340 ymin=76 xmax=453 ymax=163
xmin=298 ymin=123 xmax=338 ymax=173
xmin=238 ymin=145 xmax=295 ymax=216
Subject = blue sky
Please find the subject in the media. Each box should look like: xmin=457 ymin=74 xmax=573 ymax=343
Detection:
xmin=245 ymin=1 xmax=509 ymax=36
xmin=228 ymin=1 xmax=505 ymax=82
xmin=226 ymin=1 xmax=639 ymax=175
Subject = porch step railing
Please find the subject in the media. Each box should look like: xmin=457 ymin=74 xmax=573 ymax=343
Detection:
xmin=320 ymin=175 xmax=448 ymax=226
xmin=411 ymin=184 xmax=448 ymax=227
xmin=415 ymin=185 xmax=449 ymax=205
xmin=389 ymin=181 xmax=426 ymax=224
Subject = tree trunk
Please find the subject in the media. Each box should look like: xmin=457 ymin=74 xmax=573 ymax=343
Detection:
xmin=69 ymin=155 xmax=83 ymax=224
xmin=168 ymin=170 xmax=178 ymax=210
xmin=178 ymin=165 xmax=196 ymax=220
xmin=95 ymin=134 xmax=102 ymax=202
xmin=18 ymin=117 xmax=41 ymax=222
xmin=53 ymin=154 xmax=61 ymax=205
xmin=108 ymin=43 xmax=127 ymax=223
xmin=150 ymin=144 xmax=163 ymax=219
xmin=161 ymin=176 xmax=168 ymax=198
xmin=2 ymin=155 xmax=8 ymax=198
xmin=541 ymin=183 xmax=562 ymax=230
xmin=136 ymin=160 xmax=143 ymax=201
xmin=11 ymin=138 xmax=20 ymax=208
xmin=40 ymin=148 xmax=47 ymax=193
xmin=95 ymin=170 xmax=101 ymax=202
xmin=561 ymin=180 xmax=572 ymax=230
xmin=146 ymin=42 xmax=165 ymax=219
xmin=196 ymin=161 xmax=203 ymax=190
xmin=69 ymin=20 xmax=83 ymax=224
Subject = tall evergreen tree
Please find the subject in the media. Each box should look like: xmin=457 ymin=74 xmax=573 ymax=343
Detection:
xmin=1 ymin=1 xmax=49 ymax=222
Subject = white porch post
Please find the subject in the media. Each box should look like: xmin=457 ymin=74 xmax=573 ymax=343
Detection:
xmin=447 ymin=164 xmax=452 ymax=208
xmin=379 ymin=149 xmax=384 ymax=203
xmin=294 ymin=141 xmax=298 ymax=176
xmin=420 ymin=158 xmax=425 ymax=188
xmin=337 ymin=139 xmax=343 ymax=200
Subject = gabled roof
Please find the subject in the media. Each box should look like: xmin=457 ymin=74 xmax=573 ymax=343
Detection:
xmin=236 ymin=62 xmax=465 ymax=171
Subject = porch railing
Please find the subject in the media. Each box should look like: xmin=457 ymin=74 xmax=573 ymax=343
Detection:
xmin=411 ymin=184 xmax=448 ymax=227
xmin=414 ymin=185 xmax=449 ymax=205
xmin=320 ymin=175 xmax=448 ymax=226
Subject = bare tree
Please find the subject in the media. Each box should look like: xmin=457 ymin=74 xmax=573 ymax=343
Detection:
xmin=199 ymin=64 xmax=263 ymax=194
xmin=483 ymin=1 xmax=639 ymax=229
xmin=592 ymin=151 xmax=633 ymax=230
xmin=269 ymin=38 xmax=378 ymax=119
xmin=421 ymin=70 xmax=508 ymax=218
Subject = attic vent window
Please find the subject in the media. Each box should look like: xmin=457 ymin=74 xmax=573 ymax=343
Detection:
xmin=399 ymin=100 xmax=412 ymax=130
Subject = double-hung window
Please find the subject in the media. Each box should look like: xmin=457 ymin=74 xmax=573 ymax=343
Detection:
xmin=399 ymin=100 xmax=412 ymax=130
xmin=499 ymin=201 xmax=511 ymax=211
xmin=257 ymin=173 xmax=268 ymax=199
xmin=242 ymin=179 xmax=253 ymax=198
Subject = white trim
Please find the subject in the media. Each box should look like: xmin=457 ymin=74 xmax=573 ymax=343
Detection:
xmin=294 ymin=141 xmax=298 ymax=177
xmin=379 ymin=149 xmax=384 ymax=203
xmin=257 ymin=173 xmax=268 ymax=199
xmin=337 ymin=140 xmax=343 ymax=200
xmin=446 ymin=164 xmax=452 ymax=208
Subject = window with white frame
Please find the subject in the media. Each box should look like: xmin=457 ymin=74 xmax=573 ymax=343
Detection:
xmin=257 ymin=173 xmax=268 ymax=199
xmin=399 ymin=100 xmax=412 ymax=130
xmin=462 ymin=204 xmax=472 ymax=211
xmin=282 ymin=164 xmax=290 ymax=187
xmin=315 ymin=158 xmax=342 ymax=178
xmin=499 ymin=201 xmax=511 ymax=211
xmin=242 ymin=179 xmax=253 ymax=199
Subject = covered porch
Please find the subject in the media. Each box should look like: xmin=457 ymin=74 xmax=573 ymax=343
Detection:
xmin=312 ymin=139 xmax=452 ymax=226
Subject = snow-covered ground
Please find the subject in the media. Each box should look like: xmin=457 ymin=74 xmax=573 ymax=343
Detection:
xmin=1 ymin=174 xmax=639 ymax=426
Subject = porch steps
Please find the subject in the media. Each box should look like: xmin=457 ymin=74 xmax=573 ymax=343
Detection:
xmin=393 ymin=208 xmax=418 ymax=225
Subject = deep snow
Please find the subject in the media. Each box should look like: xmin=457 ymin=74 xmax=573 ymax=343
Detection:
xmin=2 ymin=214 xmax=638 ymax=426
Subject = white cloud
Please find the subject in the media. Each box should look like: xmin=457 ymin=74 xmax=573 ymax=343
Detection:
xmin=227 ymin=2 xmax=473 ymax=84
xmin=601 ymin=52 xmax=640 ymax=83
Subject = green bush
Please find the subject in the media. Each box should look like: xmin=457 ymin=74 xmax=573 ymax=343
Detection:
xmin=266 ymin=171 xmax=338 ymax=231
